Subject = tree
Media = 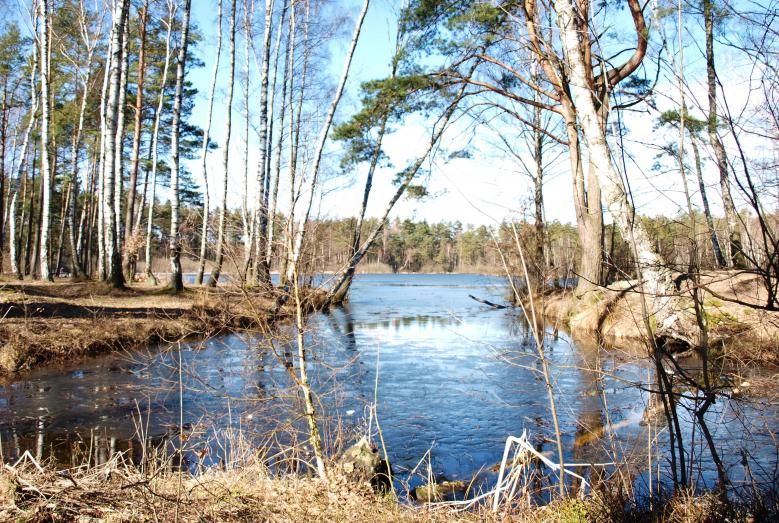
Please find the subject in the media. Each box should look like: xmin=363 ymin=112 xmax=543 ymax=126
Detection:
xmin=207 ymin=0 xmax=235 ymax=288
xmin=101 ymin=0 xmax=130 ymax=288
xmin=195 ymin=0 xmax=222 ymax=285
xmin=166 ymin=0 xmax=192 ymax=292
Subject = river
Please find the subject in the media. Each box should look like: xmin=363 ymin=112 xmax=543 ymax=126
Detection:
xmin=1 ymin=274 xmax=776 ymax=497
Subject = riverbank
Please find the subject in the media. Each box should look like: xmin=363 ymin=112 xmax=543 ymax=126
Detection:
xmin=543 ymin=271 xmax=779 ymax=364
xmin=0 ymin=279 xmax=300 ymax=375
xmin=0 ymin=454 xmax=771 ymax=522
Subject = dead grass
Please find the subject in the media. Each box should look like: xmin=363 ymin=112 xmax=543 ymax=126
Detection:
xmin=0 ymin=279 xmax=321 ymax=375
xmin=1 ymin=455 xmax=771 ymax=522
xmin=543 ymin=271 xmax=779 ymax=365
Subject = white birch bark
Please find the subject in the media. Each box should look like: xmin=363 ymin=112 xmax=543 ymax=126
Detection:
xmin=10 ymin=44 xmax=38 ymax=279
xmin=285 ymin=0 xmax=370 ymax=283
xmin=195 ymin=0 xmax=223 ymax=285
xmin=113 ymin=21 xmax=130 ymax=251
xmin=555 ymin=0 xmax=671 ymax=324
xmin=265 ymin=5 xmax=291 ymax=269
xmin=251 ymin=0 xmax=275 ymax=284
xmin=102 ymin=0 xmax=130 ymax=288
xmin=38 ymin=0 xmax=53 ymax=281
xmin=207 ymin=0 xmax=236 ymax=287
xmin=241 ymin=0 xmax=253 ymax=274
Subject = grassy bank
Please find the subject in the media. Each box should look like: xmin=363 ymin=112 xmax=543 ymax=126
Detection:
xmin=543 ymin=271 xmax=779 ymax=365
xmin=0 ymin=279 xmax=304 ymax=375
xmin=1 ymin=453 xmax=773 ymax=522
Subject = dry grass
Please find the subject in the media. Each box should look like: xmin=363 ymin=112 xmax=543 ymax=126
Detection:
xmin=1 ymin=455 xmax=771 ymax=522
xmin=543 ymin=271 xmax=779 ymax=365
xmin=0 ymin=279 xmax=325 ymax=375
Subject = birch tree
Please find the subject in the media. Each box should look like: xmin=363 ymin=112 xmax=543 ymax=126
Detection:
xmin=38 ymin=0 xmax=53 ymax=281
xmin=554 ymin=0 xmax=672 ymax=319
xmin=124 ymin=0 xmax=149 ymax=278
xmin=207 ymin=0 xmax=236 ymax=288
xmin=285 ymin=0 xmax=370 ymax=283
xmin=195 ymin=0 xmax=223 ymax=285
xmin=9 ymin=39 xmax=38 ymax=280
xmin=101 ymin=0 xmax=130 ymax=288
xmin=251 ymin=0 xmax=275 ymax=285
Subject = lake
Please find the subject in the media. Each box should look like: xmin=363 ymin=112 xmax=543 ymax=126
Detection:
xmin=1 ymin=274 xmax=776 ymax=497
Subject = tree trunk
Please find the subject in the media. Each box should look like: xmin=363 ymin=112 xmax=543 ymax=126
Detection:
xmin=251 ymin=0 xmax=276 ymax=285
xmin=703 ymin=0 xmax=741 ymax=267
xmin=102 ymin=0 xmax=130 ymax=289
xmin=556 ymin=0 xmax=671 ymax=324
xmin=11 ymin=52 xmax=38 ymax=280
xmin=167 ymin=0 xmax=192 ymax=293
xmin=325 ymin=66 xmax=474 ymax=306
xmin=144 ymin=4 xmax=175 ymax=285
xmin=690 ymin=134 xmax=726 ymax=268
xmin=195 ymin=0 xmax=223 ymax=285
xmin=207 ymin=0 xmax=236 ymax=288
xmin=285 ymin=0 xmax=370 ymax=283
xmin=265 ymin=4 xmax=291 ymax=272
xmin=124 ymin=0 xmax=149 ymax=279
xmin=38 ymin=0 xmax=53 ymax=281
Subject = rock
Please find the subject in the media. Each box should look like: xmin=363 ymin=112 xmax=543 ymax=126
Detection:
xmin=414 ymin=480 xmax=468 ymax=503
xmin=338 ymin=438 xmax=390 ymax=491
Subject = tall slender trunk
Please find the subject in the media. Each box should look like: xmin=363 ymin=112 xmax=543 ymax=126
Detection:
xmin=195 ymin=0 xmax=223 ymax=285
xmin=55 ymin=182 xmax=71 ymax=274
xmin=261 ymin=1 xmax=286 ymax=273
xmin=167 ymin=0 xmax=192 ymax=292
xmin=97 ymin=25 xmax=112 ymax=281
xmin=326 ymin=66 xmax=474 ymax=305
xmin=251 ymin=0 xmax=276 ymax=285
xmin=285 ymin=0 xmax=370 ymax=283
xmin=24 ymin=143 xmax=37 ymax=276
xmin=38 ymin=0 xmax=53 ymax=281
xmin=11 ymin=50 xmax=38 ymax=279
xmin=241 ymin=0 xmax=253 ymax=276
xmin=114 ymin=21 xmax=130 ymax=251
xmin=102 ymin=0 xmax=130 ymax=289
xmin=208 ymin=0 xmax=236 ymax=288
xmin=703 ymin=0 xmax=741 ymax=267
xmin=124 ymin=0 xmax=149 ymax=278
xmin=0 ymin=80 xmax=8 ymax=273
xmin=266 ymin=8 xmax=291 ymax=271
xmin=690 ymin=134 xmax=726 ymax=267
xmin=145 ymin=2 xmax=175 ymax=284
xmin=279 ymin=0 xmax=302 ymax=286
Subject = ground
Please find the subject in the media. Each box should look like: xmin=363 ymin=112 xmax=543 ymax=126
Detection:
xmin=543 ymin=270 xmax=779 ymax=365
xmin=0 ymin=278 xmax=284 ymax=375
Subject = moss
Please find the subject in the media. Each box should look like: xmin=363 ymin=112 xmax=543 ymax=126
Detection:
xmin=704 ymin=297 xmax=724 ymax=308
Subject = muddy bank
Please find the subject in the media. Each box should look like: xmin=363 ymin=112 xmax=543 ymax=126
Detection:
xmin=0 ymin=280 xmax=320 ymax=375
xmin=543 ymin=271 xmax=779 ymax=364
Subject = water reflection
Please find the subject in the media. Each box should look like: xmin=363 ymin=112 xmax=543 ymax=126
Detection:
xmin=0 ymin=274 xmax=776 ymax=497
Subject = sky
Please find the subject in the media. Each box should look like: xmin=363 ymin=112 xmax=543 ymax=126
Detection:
xmin=179 ymin=0 xmax=773 ymax=230
xmin=10 ymin=0 xmax=771 ymax=229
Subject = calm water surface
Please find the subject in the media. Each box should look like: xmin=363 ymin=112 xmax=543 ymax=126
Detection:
xmin=1 ymin=274 xmax=776 ymax=494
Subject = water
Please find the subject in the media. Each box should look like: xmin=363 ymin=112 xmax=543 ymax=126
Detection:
xmin=1 ymin=274 xmax=776 ymax=496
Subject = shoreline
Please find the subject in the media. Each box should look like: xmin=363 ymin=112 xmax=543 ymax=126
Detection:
xmin=0 ymin=279 xmax=307 ymax=376
xmin=542 ymin=271 xmax=779 ymax=366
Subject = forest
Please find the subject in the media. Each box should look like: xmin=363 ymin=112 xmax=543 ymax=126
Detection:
xmin=0 ymin=0 xmax=778 ymax=521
